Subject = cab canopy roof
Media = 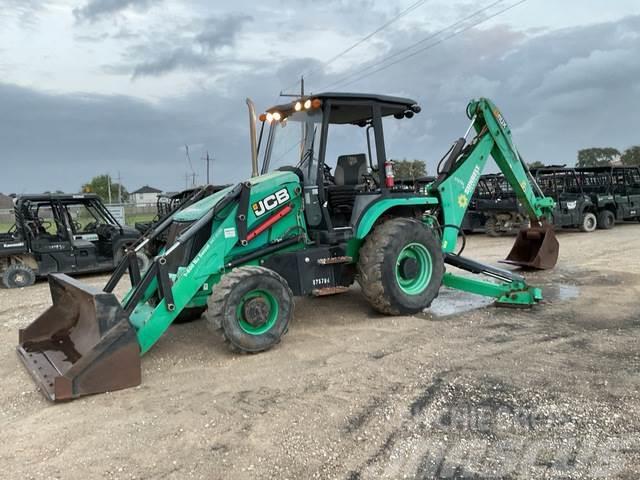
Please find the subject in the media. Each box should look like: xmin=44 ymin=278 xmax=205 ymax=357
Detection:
xmin=267 ymin=92 xmax=420 ymax=125
xmin=16 ymin=193 xmax=100 ymax=202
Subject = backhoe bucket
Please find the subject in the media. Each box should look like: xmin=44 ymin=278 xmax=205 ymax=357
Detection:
xmin=501 ymin=223 xmax=559 ymax=270
xmin=17 ymin=274 xmax=140 ymax=401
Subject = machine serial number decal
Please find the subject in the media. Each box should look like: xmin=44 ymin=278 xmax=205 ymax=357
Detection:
xmin=312 ymin=277 xmax=331 ymax=287
xmin=252 ymin=188 xmax=290 ymax=217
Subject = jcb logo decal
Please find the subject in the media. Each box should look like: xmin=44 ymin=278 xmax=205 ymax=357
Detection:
xmin=252 ymin=188 xmax=290 ymax=217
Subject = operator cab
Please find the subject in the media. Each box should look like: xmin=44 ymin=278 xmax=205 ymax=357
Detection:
xmin=259 ymin=92 xmax=421 ymax=242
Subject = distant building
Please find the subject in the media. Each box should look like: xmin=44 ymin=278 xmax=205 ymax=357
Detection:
xmin=0 ymin=193 xmax=14 ymax=209
xmin=131 ymin=185 xmax=162 ymax=206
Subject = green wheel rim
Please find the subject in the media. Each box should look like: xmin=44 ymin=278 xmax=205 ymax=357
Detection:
xmin=236 ymin=289 xmax=279 ymax=335
xmin=395 ymin=243 xmax=433 ymax=295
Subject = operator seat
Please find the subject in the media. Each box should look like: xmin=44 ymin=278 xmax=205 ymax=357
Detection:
xmin=328 ymin=154 xmax=368 ymax=216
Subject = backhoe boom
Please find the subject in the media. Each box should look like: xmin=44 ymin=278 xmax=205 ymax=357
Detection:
xmin=433 ymin=98 xmax=555 ymax=257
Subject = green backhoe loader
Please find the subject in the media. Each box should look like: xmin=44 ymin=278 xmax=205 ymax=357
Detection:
xmin=17 ymin=93 xmax=559 ymax=401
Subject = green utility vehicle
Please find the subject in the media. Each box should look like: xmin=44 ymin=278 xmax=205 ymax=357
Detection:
xmin=18 ymin=94 xmax=559 ymax=401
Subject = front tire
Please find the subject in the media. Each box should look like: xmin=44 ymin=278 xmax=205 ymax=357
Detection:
xmin=1 ymin=263 xmax=36 ymax=289
xmin=597 ymin=210 xmax=615 ymax=230
xmin=579 ymin=212 xmax=597 ymax=233
xmin=206 ymin=266 xmax=293 ymax=353
xmin=357 ymin=218 xmax=444 ymax=315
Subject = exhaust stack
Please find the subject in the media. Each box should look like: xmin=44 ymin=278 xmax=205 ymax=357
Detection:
xmin=246 ymin=97 xmax=259 ymax=177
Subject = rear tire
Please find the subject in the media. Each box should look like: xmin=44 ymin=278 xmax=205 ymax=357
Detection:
xmin=357 ymin=218 xmax=444 ymax=315
xmin=206 ymin=266 xmax=293 ymax=353
xmin=1 ymin=263 xmax=36 ymax=289
xmin=597 ymin=210 xmax=615 ymax=230
xmin=484 ymin=217 xmax=501 ymax=237
xmin=579 ymin=212 xmax=597 ymax=233
xmin=115 ymin=248 xmax=150 ymax=275
xmin=135 ymin=251 xmax=150 ymax=274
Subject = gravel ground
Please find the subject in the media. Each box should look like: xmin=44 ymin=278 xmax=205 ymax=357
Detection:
xmin=1 ymin=225 xmax=639 ymax=479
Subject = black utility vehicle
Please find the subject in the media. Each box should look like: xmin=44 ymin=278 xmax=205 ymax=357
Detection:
xmin=0 ymin=194 xmax=144 ymax=288
xmin=134 ymin=185 xmax=227 ymax=257
xmin=576 ymin=166 xmax=640 ymax=229
xmin=474 ymin=174 xmax=528 ymax=236
xmin=531 ymin=166 xmax=597 ymax=232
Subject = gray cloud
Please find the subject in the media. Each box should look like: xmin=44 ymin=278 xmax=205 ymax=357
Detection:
xmin=73 ymin=0 xmax=163 ymax=22
xmin=107 ymin=14 xmax=254 ymax=78
xmin=196 ymin=14 xmax=252 ymax=51
xmin=1 ymin=12 xmax=639 ymax=195
xmin=0 ymin=73 xmax=281 ymax=194
xmin=306 ymin=14 xmax=640 ymax=170
xmin=132 ymin=47 xmax=210 ymax=77
xmin=0 ymin=0 xmax=49 ymax=26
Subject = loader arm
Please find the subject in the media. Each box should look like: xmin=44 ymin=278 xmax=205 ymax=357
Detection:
xmin=432 ymin=98 xmax=554 ymax=253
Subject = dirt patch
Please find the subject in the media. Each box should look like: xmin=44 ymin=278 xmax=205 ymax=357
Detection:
xmin=1 ymin=225 xmax=640 ymax=478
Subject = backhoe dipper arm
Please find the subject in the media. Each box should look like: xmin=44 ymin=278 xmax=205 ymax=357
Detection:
xmin=433 ymin=98 xmax=555 ymax=252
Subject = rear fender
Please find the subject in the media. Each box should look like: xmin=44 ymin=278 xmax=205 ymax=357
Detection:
xmin=353 ymin=197 xmax=439 ymax=240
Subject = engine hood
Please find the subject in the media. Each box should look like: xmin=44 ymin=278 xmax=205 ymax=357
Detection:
xmin=174 ymin=170 xmax=300 ymax=222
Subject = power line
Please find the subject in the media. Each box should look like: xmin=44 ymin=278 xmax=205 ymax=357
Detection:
xmin=281 ymin=0 xmax=430 ymax=94
xmin=321 ymin=0 xmax=506 ymax=91
xmin=321 ymin=0 xmax=526 ymax=92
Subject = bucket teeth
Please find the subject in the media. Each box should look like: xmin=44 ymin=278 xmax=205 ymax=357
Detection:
xmin=16 ymin=274 xmax=140 ymax=401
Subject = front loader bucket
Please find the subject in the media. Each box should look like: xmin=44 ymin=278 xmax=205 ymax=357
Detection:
xmin=17 ymin=274 xmax=140 ymax=401
xmin=500 ymin=223 xmax=559 ymax=270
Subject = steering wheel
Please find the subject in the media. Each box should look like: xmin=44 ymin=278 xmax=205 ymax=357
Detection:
xmin=38 ymin=218 xmax=53 ymax=231
xmin=363 ymin=172 xmax=380 ymax=188
xmin=322 ymin=164 xmax=335 ymax=185
xmin=83 ymin=221 xmax=98 ymax=232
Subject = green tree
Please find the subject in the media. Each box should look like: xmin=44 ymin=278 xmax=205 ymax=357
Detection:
xmin=81 ymin=174 xmax=129 ymax=203
xmin=577 ymin=147 xmax=620 ymax=167
xmin=527 ymin=161 xmax=546 ymax=169
xmin=621 ymin=146 xmax=640 ymax=166
xmin=392 ymin=159 xmax=427 ymax=180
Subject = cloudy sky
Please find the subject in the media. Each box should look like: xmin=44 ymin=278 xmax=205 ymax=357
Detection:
xmin=1 ymin=0 xmax=639 ymax=194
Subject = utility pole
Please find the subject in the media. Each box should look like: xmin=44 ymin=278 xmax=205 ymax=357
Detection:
xmin=203 ymin=151 xmax=212 ymax=185
xmin=117 ymin=171 xmax=122 ymax=204
xmin=279 ymin=75 xmax=305 ymax=98
xmin=107 ymin=174 xmax=112 ymax=204
xmin=185 ymin=172 xmax=197 ymax=188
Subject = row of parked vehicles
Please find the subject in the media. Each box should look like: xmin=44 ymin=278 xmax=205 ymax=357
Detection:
xmin=463 ymin=165 xmax=640 ymax=236
xmin=1 ymin=165 xmax=638 ymax=289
